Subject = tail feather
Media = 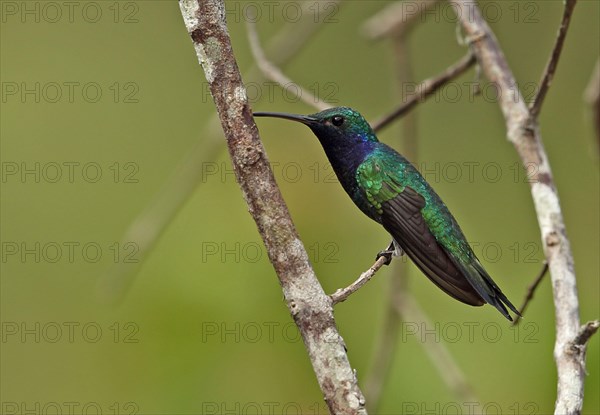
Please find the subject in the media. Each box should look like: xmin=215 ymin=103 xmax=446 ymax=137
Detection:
xmin=458 ymin=260 xmax=520 ymax=321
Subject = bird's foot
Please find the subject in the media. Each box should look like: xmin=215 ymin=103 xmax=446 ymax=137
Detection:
xmin=375 ymin=240 xmax=398 ymax=266
xmin=376 ymin=249 xmax=394 ymax=266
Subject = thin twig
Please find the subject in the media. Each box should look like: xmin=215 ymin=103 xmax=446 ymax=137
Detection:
xmin=449 ymin=1 xmax=589 ymax=413
xmin=512 ymin=261 xmax=549 ymax=326
xmin=180 ymin=1 xmax=367 ymax=413
xmin=372 ymin=52 xmax=476 ymax=132
xmin=246 ymin=18 xmax=331 ymax=111
xmin=530 ymin=0 xmax=578 ymax=118
xmin=254 ymin=0 xmax=342 ymax=70
xmin=362 ymin=0 xmax=441 ymax=39
xmin=330 ymin=256 xmax=388 ymax=304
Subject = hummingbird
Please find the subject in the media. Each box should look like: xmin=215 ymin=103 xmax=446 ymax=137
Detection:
xmin=254 ymin=106 xmax=520 ymax=321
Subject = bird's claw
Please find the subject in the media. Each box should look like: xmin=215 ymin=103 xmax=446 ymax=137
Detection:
xmin=376 ymin=249 xmax=394 ymax=266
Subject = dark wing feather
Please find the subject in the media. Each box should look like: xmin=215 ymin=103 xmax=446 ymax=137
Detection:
xmin=381 ymin=186 xmax=485 ymax=306
xmin=355 ymin=152 xmax=518 ymax=319
xmin=466 ymin=260 xmax=521 ymax=319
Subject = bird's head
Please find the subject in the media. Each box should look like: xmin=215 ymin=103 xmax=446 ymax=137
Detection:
xmin=254 ymin=106 xmax=379 ymax=147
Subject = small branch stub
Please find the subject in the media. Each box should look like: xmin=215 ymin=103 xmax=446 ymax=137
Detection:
xmin=569 ymin=320 xmax=600 ymax=353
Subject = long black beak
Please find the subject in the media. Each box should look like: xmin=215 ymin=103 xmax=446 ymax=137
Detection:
xmin=254 ymin=111 xmax=318 ymax=126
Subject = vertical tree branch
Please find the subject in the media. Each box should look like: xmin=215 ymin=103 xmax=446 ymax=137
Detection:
xmin=179 ymin=1 xmax=366 ymax=413
xmin=448 ymin=1 xmax=595 ymax=413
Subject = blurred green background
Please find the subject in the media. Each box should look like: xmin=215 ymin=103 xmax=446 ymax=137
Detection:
xmin=1 ymin=1 xmax=598 ymax=414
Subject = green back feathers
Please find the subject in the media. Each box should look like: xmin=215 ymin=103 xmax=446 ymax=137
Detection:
xmin=356 ymin=146 xmax=474 ymax=264
xmin=356 ymin=151 xmax=405 ymax=214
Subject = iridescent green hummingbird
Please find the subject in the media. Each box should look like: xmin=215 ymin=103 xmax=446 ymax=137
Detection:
xmin=254 ymin=106 xmax=520 ymax=321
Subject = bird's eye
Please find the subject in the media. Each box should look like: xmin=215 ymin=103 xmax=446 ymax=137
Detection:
xmin=331 ymin=115 xmax=345 ymax=126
